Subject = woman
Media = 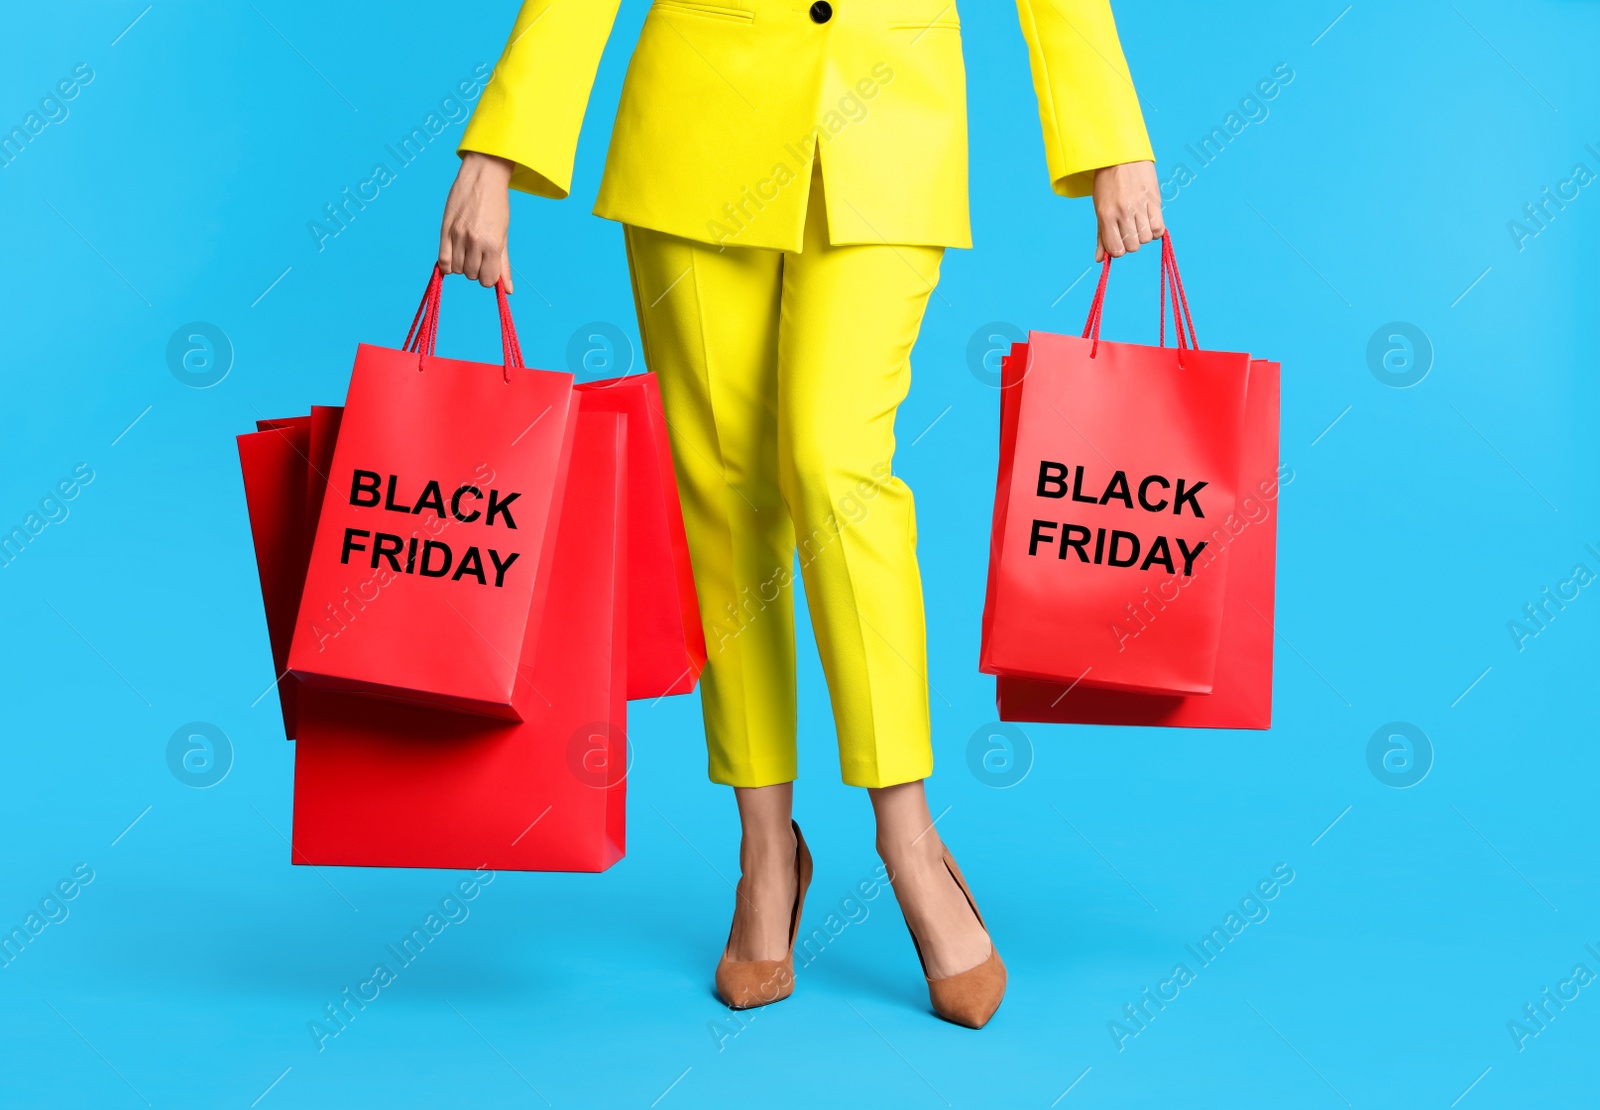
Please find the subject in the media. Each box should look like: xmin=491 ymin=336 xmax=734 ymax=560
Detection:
xmin=439 ymin=0 xmax=1163 ymax=1029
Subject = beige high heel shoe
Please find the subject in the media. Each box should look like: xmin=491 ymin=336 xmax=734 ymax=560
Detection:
xmin=714 ymin=820 xmax=813 ymax=1010
xmin=902 ymin=848 xmax=1006 ymax=1028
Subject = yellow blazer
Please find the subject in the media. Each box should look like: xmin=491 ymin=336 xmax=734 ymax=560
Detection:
xmin=460 ymin=0 xmax=1153 ymax=252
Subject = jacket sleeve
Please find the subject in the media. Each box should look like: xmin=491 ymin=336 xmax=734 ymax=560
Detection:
xmin=457 ymin=0 xmax=624 ymax=199
xmin=1014 ymin=0 xmax=1155 ymax=198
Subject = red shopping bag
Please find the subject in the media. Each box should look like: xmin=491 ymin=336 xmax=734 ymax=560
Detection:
xmin=980 ymin=237 xmax=1253 ymax=695
xmin=576 ymin=374 xmax=705 ymax=699
xmin=273 ymin=377 xmax=704 ymax=704
xmin=237 ymin=417 xmax=313 ymax=740
xmin=290 ymin=409 xmax=628 ymax=872
xmin=997 ymin=357 xmax=1281 ymax=728
xmin=287 ymin=269 xmax=578 ymax=720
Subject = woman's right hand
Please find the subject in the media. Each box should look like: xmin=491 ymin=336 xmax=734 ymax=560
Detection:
xmin=439 ymin=151 xmax=515 ymax=292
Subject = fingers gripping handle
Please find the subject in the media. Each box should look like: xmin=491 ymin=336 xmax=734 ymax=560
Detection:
xmin=1081 ymin=234 xmax=1197 ymax=358
xmin=403 ymin=264 xmax=525 ymax=382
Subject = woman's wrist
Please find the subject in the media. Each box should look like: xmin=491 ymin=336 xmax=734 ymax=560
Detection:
xmin=459 ymin=150 xmax=514 ymax=188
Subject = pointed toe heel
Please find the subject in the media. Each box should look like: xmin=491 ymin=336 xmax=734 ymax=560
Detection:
xmin=904 ymin=848 xmax=1006 ymax=1029
xmin=714 ymin=820 xmax=812 ymax=1011
xmin=714 ymin=956 xmax=794 ymax=1010
xmin=927 ymin=948 xmax=1007 ymax=1029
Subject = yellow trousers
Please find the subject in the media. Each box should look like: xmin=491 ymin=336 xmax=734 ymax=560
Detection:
xmin=624 ymin=166 xmax=942 ymax=789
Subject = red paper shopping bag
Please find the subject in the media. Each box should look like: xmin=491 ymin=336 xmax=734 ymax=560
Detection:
xmin=290 ymin=410 xmax=628 ymax=872
xmin=997 ymin=357 xmax=1281 ymax=728
xmin=576 ymin=373 xmax=705 ymax=699
xmin=237 ymin=417 xmax=313 ymax=740
xmin=980 ymin=237 xmax=1252 ymax=695
xmin=287 ymin=269 xmax=578 ymax=720
xmin=277 ymin=376 xmax=704 ymax=704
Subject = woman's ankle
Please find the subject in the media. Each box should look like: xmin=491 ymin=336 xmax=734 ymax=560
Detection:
xmin=740 ymin=822 xmax=796 ymax=869
xmin=876 ymin=827 xmax=943 ymax=877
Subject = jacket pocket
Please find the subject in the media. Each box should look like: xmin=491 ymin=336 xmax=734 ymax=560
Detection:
xmin=651 ymin=1 xmax=755 ymax=23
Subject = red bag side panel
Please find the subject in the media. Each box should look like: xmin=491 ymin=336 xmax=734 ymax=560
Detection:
xmin=577 ymin=373 xmax=705 ymax=699
xmin=305 ymin=405 xmax=344 ymax=535
xmin=238 ymin=421 xmax=313 ymax=740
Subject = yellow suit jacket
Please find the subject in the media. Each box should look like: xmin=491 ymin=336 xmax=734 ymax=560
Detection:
xmin=459 ymin=0 xmax=1153 ymax=252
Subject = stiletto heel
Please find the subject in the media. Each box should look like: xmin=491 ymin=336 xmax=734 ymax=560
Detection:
xmin=715 ymin=820 xmax=812 ymax=1009
xmin=901 ymin=848 xmax=1006 ymax=1028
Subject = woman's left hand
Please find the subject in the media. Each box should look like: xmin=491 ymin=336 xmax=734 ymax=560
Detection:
xmin=1092 ymin=161 xmax=1165 ymax=261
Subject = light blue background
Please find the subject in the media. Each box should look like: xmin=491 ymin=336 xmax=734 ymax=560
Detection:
xmin=2 ymin=2 xmax=1597 ymax=1107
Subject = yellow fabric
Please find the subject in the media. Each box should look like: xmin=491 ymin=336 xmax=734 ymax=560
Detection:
xmin=624 ymin=164 xmax=941 ymax=787
xmin=460 ymin=0 xmax=1153 ymax=251
xmin=460 ymin=0 xmax=625 ymax=200
xmin=1014 ymin=0 xmax=1154 ymax=197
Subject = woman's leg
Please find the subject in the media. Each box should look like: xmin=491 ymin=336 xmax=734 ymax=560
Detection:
xmin=775 ymin=163 xmax=938 ymax=789
xmin=870 ymin=781 xmax=992 ymax=978
xmin=727 ymin=783 xmax=797 ymax=961
xmin=623 ymin=224 xmax=800 ymax=962
xmin=776 ymin=165 xmax=992 ymax=978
